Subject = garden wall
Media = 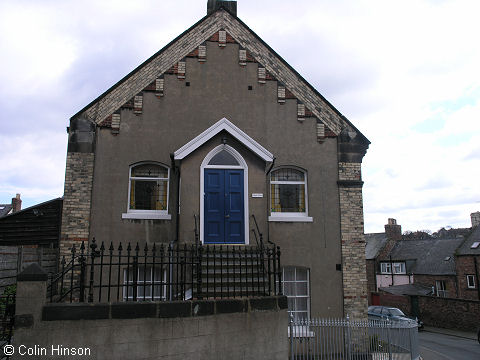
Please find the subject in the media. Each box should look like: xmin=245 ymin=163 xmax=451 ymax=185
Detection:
xmin=11 ymin=265 xmax=288 ymax=360
xmin=416 ymin=295 xmax=480 ymax=332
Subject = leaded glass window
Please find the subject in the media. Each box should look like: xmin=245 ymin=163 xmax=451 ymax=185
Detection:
xmin=270 ymin=168 xmax=307 ymax=214
xmin=129 ymin=163 xmax=169 ymax=211
xmin=208 ymin=149 xmax=239 ymax=166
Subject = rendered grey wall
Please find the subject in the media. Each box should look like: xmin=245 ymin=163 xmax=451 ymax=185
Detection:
xmin=88 ymin=41 xmax=343 ymax=317
xmin=13 ymin=276 xmax=288 ymax=360
xmin=13 ymin=311 xmax=287 ymax=360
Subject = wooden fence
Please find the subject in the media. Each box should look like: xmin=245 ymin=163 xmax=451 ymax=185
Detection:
xmin=0 ymin=246 xmax=57 ymax=292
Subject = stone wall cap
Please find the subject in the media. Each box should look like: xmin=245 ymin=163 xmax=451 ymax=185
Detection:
xmin=17 ymin=263 xmax=48 ymax=282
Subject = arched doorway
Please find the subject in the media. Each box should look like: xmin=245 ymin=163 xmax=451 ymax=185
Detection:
xmin=200 ymin=144 xmax=249 ymax=244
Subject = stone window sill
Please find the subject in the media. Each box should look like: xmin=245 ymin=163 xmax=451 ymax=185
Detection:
xmin=268 ymin=216 xmax=313 ymax=223
xmin=122 ymin=213 xmax=171 ymax=220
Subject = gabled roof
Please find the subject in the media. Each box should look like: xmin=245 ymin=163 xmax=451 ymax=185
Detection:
xmin=0 ymin=204 xmax=13 ymax=218
xmin=71 ymin=8 xmax=369 ymax=144
xmin=174 ymin=118 xmax=273 ymax=161
xmin=456 ymin=225 xmax=480 ymax=256
xmin=365 ymin=232 xmax=388 ymax=260
xmin=389 ymin=238 xmax=465 ymax=276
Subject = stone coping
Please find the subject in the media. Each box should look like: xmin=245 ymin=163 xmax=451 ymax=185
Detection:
xmin=42 ymin=296 xmax=287 ymax=321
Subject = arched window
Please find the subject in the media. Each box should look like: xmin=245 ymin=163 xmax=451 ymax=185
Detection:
xmin=122 ymin=162 xmax=171 ymax=220
xmin=207 ymin=149 xmax=240 ymax=166
xmin=269 ymin=167 xmax=312 ymax=222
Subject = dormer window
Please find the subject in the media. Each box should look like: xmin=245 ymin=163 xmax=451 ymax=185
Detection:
xmin=393 ymin=262 xmax=406 ymax=274
xmin=380 ymin=263 xmax=392 ymax=274
xmin=380 ymin=262 xmax=406 ymax=274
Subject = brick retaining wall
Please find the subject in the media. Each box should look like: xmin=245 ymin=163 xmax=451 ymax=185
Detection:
xmin=377 ymin=292 xmax=480 ymax=332
xmin=417 ymin=295 xmax=480 ymax=332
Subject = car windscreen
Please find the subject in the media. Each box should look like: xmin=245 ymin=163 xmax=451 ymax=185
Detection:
xmin=389 ymin=308 xmax=405 ymax=316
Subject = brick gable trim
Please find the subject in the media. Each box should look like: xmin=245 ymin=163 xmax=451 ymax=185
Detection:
xmin=70 ymin=9 xmax=369 ymax=145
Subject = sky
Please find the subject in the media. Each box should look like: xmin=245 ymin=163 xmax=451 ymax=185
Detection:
xmin=0 ymin=0 xmax=479 ymax=233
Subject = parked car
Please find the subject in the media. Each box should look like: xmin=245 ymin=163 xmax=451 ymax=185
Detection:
xmin=368 ymin=306 xmax=424 ymax=330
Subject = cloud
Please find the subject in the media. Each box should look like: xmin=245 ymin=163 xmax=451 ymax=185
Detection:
xmin=1 ymin=0 xmax=480 ymax=234
xmin=0 ymin=132 xmax=67 ymax=205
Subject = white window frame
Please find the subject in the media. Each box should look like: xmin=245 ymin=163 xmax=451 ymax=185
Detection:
xmin=466 ymin=275 xmax=476 ymax=289
xmin=123 ymin=266 xmax=167 ymax=301
xmin=268 ymin=167 xmax=313 ymax=223
xmin=393 ymin=262 xmax=406 ymax=274
xmin=122 ymin=162 xmax=171 ymax=220
xmin=435 ymin=280 xmax=447 ymax=297
xmin=281 ymin=266 xmax=310 ymax=322
xmin=380 ymin=262 xmax=392 ymax=274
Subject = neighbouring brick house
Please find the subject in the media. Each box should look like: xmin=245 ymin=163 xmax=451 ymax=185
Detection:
xmin=60 ymin=0 xmax=370 ymax=318
xmin=365 ymin=218 xmax=402 ymax=304
xmin=455 ymin=213 xmax=480 ymax=300
xmin=366 ymin=213 xmax=480 ymax=302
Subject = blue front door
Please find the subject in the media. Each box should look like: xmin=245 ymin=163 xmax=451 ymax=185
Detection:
xmin=204 ymin=169 xmax=244 ymax=244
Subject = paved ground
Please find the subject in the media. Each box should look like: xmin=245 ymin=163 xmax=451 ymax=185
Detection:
xmin=419 ymin=328 xmax=480 ymax=360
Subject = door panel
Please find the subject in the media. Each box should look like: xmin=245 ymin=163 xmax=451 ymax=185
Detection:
xmin=204 ymin=169 xmax=244 ymax=244
xmin=204 ymin=170 xmax=225 ymax=243
xmin=225 ymin=170 xmax=244 ymax=243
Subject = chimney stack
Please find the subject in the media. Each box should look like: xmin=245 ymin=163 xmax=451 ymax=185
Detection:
xmin=207 ymin=0 xmax=237 ymax=16
xmin=377 ymin=218 xmax=402 ymax=259
xmin=471 ymin=212 xmax=480 ymax=228
xmin=12 ymin=193 xmax=21 ymax=213
xmin=385 ymin=218 xmax=402 ymax=242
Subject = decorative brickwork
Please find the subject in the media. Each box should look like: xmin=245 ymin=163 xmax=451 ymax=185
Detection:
xmin=218 ymin=30 xmax=227 ymax=47
xmin=133 ymin=95 xmax=143 ymax=114
xmin=177 ymin=61 xmax=186 ymax=79
xmin=297 ymin=103 xmax=305 ymax=122
xmin=277 ymin=85 xmax=285 ymax=104
xmin=239 ymin=48 xmax=246 ymax=66
xmin=75 ymin=10 xmax=350 ymax=137
xmin=316 ymin=123 xmax=325 ymax=139
xmin=338 ymin=161 xmax=368 ymax=318
xmin=198 ymin=44 xmax=207 ymax=62
xmin=155 ymin=77 xmax=164 ymax=97
xmin=60 ymin=152 xmax=95 ymax=258
xmin=111 ymin=113 xmax=120 ymax=134
xmin=258 ymin=66 xmax=266 ymax=84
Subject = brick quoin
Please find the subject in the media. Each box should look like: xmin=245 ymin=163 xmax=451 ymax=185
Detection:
xmin=60 ymin=150 xmax=95 ymax=259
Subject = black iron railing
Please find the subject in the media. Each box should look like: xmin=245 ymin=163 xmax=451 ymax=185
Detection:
xmin=0 ymin=292 xmax=15 ymax=354
xmin=48 ymin=238 xmax=281 ymax=303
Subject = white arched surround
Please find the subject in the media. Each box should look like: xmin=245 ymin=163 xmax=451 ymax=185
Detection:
xmin=200 ymin=144 xmax=249 ymax=244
